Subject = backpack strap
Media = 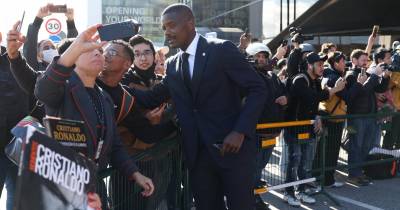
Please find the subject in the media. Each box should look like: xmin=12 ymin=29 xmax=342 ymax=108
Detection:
xmin=330 ymin=97 xmax=342 ymax=115
xmin=293 ymin=73 xmax=310 ymax=87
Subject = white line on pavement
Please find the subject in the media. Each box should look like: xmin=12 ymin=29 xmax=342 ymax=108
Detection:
xmin=330 ymin=193 xmax=384 ymax=210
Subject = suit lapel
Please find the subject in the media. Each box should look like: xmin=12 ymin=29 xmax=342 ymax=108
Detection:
xmin=191 ymin=36 xmax=209 ymax=101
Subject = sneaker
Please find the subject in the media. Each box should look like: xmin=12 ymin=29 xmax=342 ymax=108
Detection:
xmin=305 ymin=185 xmax=321 ymax=195
xmin=327 ymin=181 xmax=344 ymax=188
xmin=297 ymin=193 xmax=316 ymax=204
xmin=347 ymin=176 xmax=369 ymax=186
xmin=284 ymin=194 xmax=301 ymax=207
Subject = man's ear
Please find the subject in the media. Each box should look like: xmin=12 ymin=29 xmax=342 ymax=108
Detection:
xmin=0 ymin=32 xmax=2 ymax=44
xmin=123 ymin=60 xmax=132 ymax=73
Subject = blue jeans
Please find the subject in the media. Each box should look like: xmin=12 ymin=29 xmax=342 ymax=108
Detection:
xmin=284 ymin=131 xmax=316 ymax=196
xmin=348 ymin=118 xmax=378 ymax=177
xmin=0 ymin=154 xmax=17 ymax=210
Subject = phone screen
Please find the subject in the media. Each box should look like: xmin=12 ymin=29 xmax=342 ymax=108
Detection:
xmin=97 ymin=21 xmax=138 ymax=41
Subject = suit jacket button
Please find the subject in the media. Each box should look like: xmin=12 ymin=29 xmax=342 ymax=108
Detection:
xmin=193 ymin=109 xmax=198 ymax=113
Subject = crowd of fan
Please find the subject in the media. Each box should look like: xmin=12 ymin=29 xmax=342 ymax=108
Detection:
xmin=0 ymin=3 xmax=400 ymax=210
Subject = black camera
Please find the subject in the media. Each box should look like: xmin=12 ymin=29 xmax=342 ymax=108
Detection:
xmin=289 ymin=27 xmax=314 ymax=44
xmin=380 ymin=63 xmax=398 ymax=72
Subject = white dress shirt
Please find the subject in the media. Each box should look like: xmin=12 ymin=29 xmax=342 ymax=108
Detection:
xmin=183 ymin=33 xmax=200 ymax=78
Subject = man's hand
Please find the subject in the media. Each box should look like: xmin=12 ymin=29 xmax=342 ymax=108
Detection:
xmin=58 ymin=24 xmax=106 ymax=67
xmin=314 ymin=116 xmax=322 ymax=134
xmin=37 ymin=4 xmax=52 ymax=19
xmin=6 ymin=21 xmax=26 ymax=59
xmin=238 ymin=33 xmax=251 ymax=51
xmin=65 ymin=8 xmax=74 ymax=21
xmin=357 ymin=73 xmax=368 ymax=85
xmin=275 ymin=96 xmax=288 ymax=106
xmin=376 ymin=93 xmax=386 ymax=102
xmin=221 ymin=131 xmax=245 ymax=156
xmin=335 ymin=77 xmax=347 ymax=91
xmin=374 ymin=64 xmax=384 ymax=76
xmin=275 ymin=45 xmax=288 ymax=60
xmin=87 ymin=192 xmax=102 ymax=210
xmin=145 ymin=103 xmax=166 ymax=125
xmin=131 ymin=172 xmax=155 ymax=197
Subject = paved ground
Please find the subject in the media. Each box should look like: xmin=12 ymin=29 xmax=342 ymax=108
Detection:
xmin=262 ymin=171 xmax=400 ymax=210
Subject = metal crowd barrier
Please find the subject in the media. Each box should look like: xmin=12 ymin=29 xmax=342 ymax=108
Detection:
xmin=97 ymin=135 xmax=185 ymax=210
xmin=97 ymin=112 xmax=400 ymax=209
xmin=255 ymin=111 xmax=400 ymax=207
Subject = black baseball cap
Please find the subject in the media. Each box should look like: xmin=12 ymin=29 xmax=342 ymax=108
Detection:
xmin=306 ymin=52 xmax=328 ymax=64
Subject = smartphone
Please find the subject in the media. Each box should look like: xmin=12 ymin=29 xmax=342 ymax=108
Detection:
xmin=49 ymin=5 xmax=67 ymax=13
xmin=281 ymin=39 xmax=288 ymax=47
xmin=361 ymin=68 xmax=367 ymax=76
xmin=98 ymin=21 xmax=138 ymax=41
xmin=17 ymin=11 xmax=25 ymax=32
xmin=372 ymin=25 xmax=379 ymax=37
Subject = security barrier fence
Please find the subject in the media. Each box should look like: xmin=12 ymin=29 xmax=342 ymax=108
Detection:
xmin=98 ymin=112 xmax=400 ymax=209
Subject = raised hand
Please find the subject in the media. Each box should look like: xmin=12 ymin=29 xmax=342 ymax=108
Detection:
xmin=6 ymin=21 xmax=26 ymax=59
xmin=65 ymin=8 xmax=74 ymax=21
xmin=58 ymin=24 xmax=106 ymax=67
xmin=37 ymin=4 xmax=52 ymax=19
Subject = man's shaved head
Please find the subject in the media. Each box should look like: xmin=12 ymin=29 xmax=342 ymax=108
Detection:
xmin=162 ymin=3 xmax=195 ymax=21
xmin=161 ymin=4 xmax=196 ymax=50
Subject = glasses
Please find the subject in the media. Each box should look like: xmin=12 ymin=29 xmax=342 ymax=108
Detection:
xmin=134 ymin=50 xmax=153 ymax=59
xmin=104 ymin=49 xmax=122 ymax=58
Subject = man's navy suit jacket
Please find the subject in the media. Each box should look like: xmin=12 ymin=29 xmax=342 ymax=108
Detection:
xmin=133 ymin=35 xmax=267 ymax=169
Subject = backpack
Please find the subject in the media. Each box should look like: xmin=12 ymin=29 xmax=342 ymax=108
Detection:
xmin=364 ymin=154 xmax=398 ymax=179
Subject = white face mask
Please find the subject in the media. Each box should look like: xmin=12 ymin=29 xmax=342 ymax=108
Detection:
xmin=42 ymin=49 xmax=59 ymax=63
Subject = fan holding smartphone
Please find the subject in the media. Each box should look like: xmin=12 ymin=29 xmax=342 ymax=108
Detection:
xmin=22 ymin=3 xmax=79 ymax=72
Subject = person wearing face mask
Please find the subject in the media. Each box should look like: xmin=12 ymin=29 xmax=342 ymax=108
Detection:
xmin=23 ymin=3 xmax=78 ymax=71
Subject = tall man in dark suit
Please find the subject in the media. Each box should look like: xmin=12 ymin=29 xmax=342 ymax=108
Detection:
xmin=132 ymin=4 xmax=267 ymax=210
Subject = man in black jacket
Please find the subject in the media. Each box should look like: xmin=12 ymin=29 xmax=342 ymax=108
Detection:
xmin=246 ymin=43 xmax=287 ymax=210
xmin=287 ymin=42 xmax=315 ymax=79
xmin=284 ymin=52 xmax=345 ymax=207
xmin=0 ymin=31 xmax=30 ymax=210
xmin=345 ymin=49 xmax=391 ymax=186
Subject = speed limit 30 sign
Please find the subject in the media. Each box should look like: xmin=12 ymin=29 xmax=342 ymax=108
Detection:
xmin=45 ymin=18 xmax=62 ymax=35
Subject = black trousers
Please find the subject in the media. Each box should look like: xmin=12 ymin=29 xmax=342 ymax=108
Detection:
xmin=189 ymin=147 xmax=256 ymax=210
xmin=312 ymin=121 xmax=344 ymax=186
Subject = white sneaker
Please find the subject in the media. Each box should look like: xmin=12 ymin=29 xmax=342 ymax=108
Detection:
xmin=304 ymin=185 xmax=321 ymax=195
xmin=297 ymin=193 xmax=316 ymax=204
xmin=284 ymin=194 xmax=301 ymax=207
xmin=327 ymin=181 xmax=344 ymax=188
